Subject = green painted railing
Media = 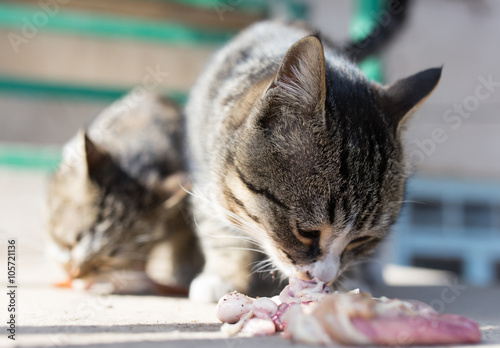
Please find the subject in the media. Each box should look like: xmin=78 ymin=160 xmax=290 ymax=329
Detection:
xmin=167 ymin=0 xmax=307 ymax=19
xmin=0 ymin=145 xmax=61 ymax=171
xmin=0 ymin=3 xmax=234 ymax=46
xmin=0 ymin=76 xmax=188 ymax=172
xmin=349 ymin=0 xmax=385 ymax=83
xmin=0 ymin=0 xmax=307 ymax=171
xmin=0 ymin=75 xmax=188 ymax=105
xmin=167 ymin=0 xmax=270 ymax=14
xmin=0 ymin=1 xmax=307 ymax=46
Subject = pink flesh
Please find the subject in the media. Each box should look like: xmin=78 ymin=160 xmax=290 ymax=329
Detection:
xmin=241 ymin=318 xmax=276 ymax=336
xmin=352 ymin=313 xmax=481 ymax=345
xmin=216 ymin=278 xmax=481 ymax=346
xmin=272 ymin=303 xmax=290 ymax=331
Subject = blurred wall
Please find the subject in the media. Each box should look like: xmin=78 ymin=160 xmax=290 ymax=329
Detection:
xmin=0 ymin=0 xmax=266 ymax=146
xmin=381 ymin=0 xmax=500 ymax=180
xmin=310 ymin=0 xmax=500 ymax=181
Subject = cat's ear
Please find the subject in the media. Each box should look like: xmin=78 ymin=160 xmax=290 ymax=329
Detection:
xmin=374 ymin=67 xmax=442 ymax=133
xmin=79 ymin=130 xmax=110 ymax=177
xmin=264 ymin=35 xmax=326 ymax=118
xmin=155 ymin=172 xmax=191 ymax=210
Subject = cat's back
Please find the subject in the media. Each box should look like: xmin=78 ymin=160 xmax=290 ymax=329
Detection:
xmin=64 ymin=92 xmax=184 ymax=184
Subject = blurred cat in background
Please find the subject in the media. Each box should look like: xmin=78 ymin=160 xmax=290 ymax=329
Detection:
xmin=45 ymin=92 xmax=202 ymax=294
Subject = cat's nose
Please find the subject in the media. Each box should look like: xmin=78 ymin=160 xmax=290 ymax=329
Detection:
xmin=311 ymin=259 xmax=339 ymax=284
xmin=70 ymin=265 xmax=82 ymax=278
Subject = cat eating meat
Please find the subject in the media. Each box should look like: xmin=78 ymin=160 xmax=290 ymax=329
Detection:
xmin=185 ymin=21 xmax=442 ymax=302
xmin=46 ymin=92 xmax=202 ymax=294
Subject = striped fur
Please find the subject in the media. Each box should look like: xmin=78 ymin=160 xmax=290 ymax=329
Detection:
xmin=46 ymin=93 xmax=203 ymax=290
xmin=185 ymin=21 xmax=441 ymax=302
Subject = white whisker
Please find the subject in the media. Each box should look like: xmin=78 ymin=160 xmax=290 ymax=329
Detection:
xmin=185 ymin=184 xmax=283 ymax=277
xmin=229 ymin=247 xmax=266 ymax=254
xmin=250 ymin=258 xmax=276 ymax=273
xmin=186 ymin=184 xmax=266 ymax=246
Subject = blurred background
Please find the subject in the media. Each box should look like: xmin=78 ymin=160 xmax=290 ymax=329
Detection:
xmin=0 ymin=0 xmax=499 ymax=288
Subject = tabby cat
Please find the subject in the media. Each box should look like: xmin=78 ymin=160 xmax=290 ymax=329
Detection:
xmin=46 ymin=92 xmax=202 ymax=293
xmin=185 ymin=20 xmax=441 ymax=302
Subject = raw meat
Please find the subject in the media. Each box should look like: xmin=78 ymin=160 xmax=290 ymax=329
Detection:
xmin=216 ymin=277 xmax=481 ymax=345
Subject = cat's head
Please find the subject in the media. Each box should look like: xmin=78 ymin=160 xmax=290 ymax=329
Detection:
xmin=46 ymin=131 xmax=187 ymax=283
xmin=218 ymin=35 xmax=441 ymax=284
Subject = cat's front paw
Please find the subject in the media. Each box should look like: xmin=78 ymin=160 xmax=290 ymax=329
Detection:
xmin=189 ymin=273 xmax=237 ymax=303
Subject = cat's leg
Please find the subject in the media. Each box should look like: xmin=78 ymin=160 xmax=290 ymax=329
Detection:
xmin=167 ymin=214 xmax=204 ymax=288
xmin=189 ymin=217 xmax=256 ymax=303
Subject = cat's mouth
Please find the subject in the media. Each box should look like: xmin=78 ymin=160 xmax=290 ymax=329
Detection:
xmin=295 ymin=269 xmax=314 ymax=281
xmin=261 ymin=241 xmax=342 ymax=284
xmin=294 ymin=257 xmax=341 ymax=285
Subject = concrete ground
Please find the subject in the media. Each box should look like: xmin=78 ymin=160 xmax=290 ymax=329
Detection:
xmin=1 ymin=167 xmax=499 ymax=348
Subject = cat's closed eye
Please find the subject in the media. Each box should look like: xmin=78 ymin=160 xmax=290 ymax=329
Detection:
xmin=297 ymin=229 xmax=320 ymax=239
xmin=75 ymin=231 xmax=84 ymax=243
xmin=344 ymin=236 xmax=374 ymax=252
xmin=109 ymin=246 xmax=122 ymax=258
xmin=294 ymin=228 xmax=321 ymax=260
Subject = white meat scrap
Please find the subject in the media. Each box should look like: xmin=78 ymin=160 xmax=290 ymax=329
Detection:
xmin=216 ymin=291 xmax=254 ymax=324
xmin=216 ymin=277 xmax=333 ymax=337
xmin=217 ymin=296 xmax=281 ymax=336
xmin=215 ymin=277 xmax=482 ymax=346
